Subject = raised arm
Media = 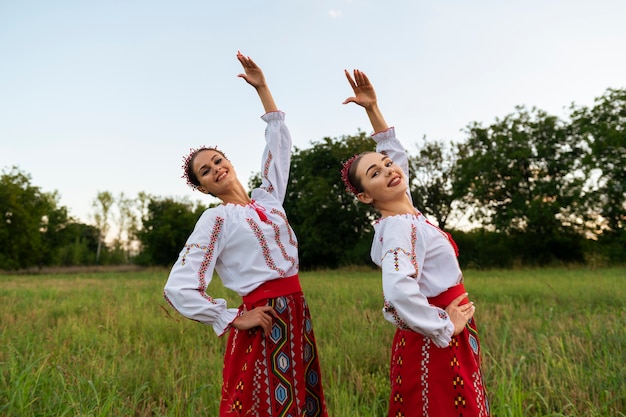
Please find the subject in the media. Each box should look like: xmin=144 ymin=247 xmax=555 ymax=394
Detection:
xmin=343 ymin=69 xmax=388 ymax=133
xmin=237 ymin=51 xmax=291 ymax=202
xmin=237 ymin=51 xmax=278 ymax=114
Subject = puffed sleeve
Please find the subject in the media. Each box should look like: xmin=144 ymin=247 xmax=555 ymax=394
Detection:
xmin=163 ymin=210 xmax=238 ymax=336
xmin=258 ymin=111 xmax=292 ymax=203
xmin=372 ymin=127 xmax=412 ymax=204
xmin=378 ymin=216 xmax=454 ymax=348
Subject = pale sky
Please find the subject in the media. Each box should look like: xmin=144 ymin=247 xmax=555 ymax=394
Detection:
xmin=1 ymin=0 xmax=625 ymax=225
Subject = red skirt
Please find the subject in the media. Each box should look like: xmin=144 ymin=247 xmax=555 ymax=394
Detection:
xmin=220 ymin=277 xmax=328 ymax=417
xmin=388 ymin=284 xmax=490 ymax=417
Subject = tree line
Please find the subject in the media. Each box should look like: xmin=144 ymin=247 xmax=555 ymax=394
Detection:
xmin=1 ymin=88 xmax=624 ymax=271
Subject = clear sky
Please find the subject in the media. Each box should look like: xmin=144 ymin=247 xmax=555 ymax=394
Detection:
xmin=1 ymin=0 xmax=625 ymax=225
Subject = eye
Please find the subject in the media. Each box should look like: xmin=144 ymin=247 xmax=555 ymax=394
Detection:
xmin=215 ymin=157 xmax=222 ymax=164
xmin=201 ymin=168 xmax=210 ymax=176
xmin=385 ymin=160 xmax=393 ymax=167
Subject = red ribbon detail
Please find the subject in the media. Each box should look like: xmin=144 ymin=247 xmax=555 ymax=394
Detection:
xmin=249 ymin=200 xmax=268 ymax=223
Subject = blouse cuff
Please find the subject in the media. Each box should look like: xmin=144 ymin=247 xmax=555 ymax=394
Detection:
xmin=261 ymin=110 xmax=285 ymax=122
xmin=212 ymin=308 xmax=239 ymax=337
xmin=371 ymin=126 xmax=396 ymax=143
xmin=431 ymin=319 xmax=455 ymax=348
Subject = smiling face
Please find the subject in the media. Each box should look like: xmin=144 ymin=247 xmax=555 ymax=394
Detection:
xmin=353 ymin=152 xmax=407 ymax=206
xmin=191 ymin=149 xmax=238 ymax=196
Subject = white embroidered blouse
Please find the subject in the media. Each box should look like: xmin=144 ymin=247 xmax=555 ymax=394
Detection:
xmin=370 ymin=127 xmax=460 ymax=348
xmin=163 ymin=111 xmax=299 ymax=336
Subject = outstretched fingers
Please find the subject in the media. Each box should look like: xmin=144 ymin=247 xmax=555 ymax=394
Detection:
xmin=343 ymin=69 xmax=357 ymax=104
xmin=236 ymin=51 xmax=267 ymax=89
xmin=343 ymin=69 xmax=368 ymax=105
xmin=344 ymin=69 xmax=357 ymax=89
xmin=237 ymin=51 xmax=258 ymax=69
xmin=353 ymin=69 xmax=370 ymax=87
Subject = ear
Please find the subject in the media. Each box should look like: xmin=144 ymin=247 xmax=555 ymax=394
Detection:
xmin=197 ymin=186 xmax=209 ymax=194
xmin=357 ymin=192 xmax=373 ymax=205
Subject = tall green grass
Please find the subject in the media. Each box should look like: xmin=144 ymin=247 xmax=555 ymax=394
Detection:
xmin=1 ymin=267 xmax=624 ymax=416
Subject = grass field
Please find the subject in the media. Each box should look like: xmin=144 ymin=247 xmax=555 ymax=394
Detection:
xmin=1 ymin=266 xmax=624 ymax=416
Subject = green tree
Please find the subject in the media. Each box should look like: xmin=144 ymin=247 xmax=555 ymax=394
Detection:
xmin=40 ymin=203 xmax=76 ymax=266
xmin=409 ymin=139 xmax=457 ymax=230
xmin=0 ymin=167 xmax=59 ymax=269
xmin=110 ymin=192 xmax=137 ymax=262
xmin=279 ymin=132 xmax=379 ymax=269
xmin=453 ymin=106 xmax=587 ymax=236
xmin=570 ymin=88 xmax=626 ymax=236
xmin=50 ymin=222 xmax=100 ymax=266
xmin=92 ymin=191 xmax=114 ymax=264
xmin=130 ymin=191 xmax=152 ymax=257
xmin=136 ymin=197 xmax=207 ymax=266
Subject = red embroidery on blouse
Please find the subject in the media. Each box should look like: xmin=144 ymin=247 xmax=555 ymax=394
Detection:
xmin=246 ymin=217 xmax=286 ymax=277
xmin=271 ymin=209 xmax=298 ymax=248
xmin=181 ymin=217 xmax=224 ymax=304
xmin=409 ymin=224 xmax=419 ymax=274
xmin=383 ymin=298 xmax=410 ymax=330
xmin=382 ymin=247 xmax=414 ymax=272
xmin=260 ymin=150 xmax=275 ymax=194
xmin=381 ymin=224 xmax=419 ymax=273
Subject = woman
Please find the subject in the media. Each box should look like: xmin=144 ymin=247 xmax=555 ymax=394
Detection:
xmin=340 ymin=69 xmax=490 ymax=417
xmin=164 ymin=52 xmax=327 ymax=417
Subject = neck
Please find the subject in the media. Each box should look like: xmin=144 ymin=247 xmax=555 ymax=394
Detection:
xmin=217 ymin=182 xmax=252 ymax=205
xmin=376 ymin=194 xmax=415 ymax=218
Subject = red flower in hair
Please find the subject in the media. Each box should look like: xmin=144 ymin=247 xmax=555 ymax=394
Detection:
xmin=341 ymin=154 xmax=360 ymax=195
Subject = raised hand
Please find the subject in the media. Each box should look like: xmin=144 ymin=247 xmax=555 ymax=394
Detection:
xmin=342 ymin=68 xmax=388 ymax=133
xmin=343 ymin=69 xmax=377 ymax=109
xmin=236 ymin=51 xmax=277 ymax=113
xmin=237 ymin=51 xmax=267 ymax=90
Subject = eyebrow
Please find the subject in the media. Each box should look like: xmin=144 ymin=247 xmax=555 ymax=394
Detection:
xmin=197 ymin=153 xmax=221 ymax=172
xmin=365 ymin=155 xmax=390 ymax=176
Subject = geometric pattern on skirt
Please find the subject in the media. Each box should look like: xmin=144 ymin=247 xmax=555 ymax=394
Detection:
xmin=220 ymin=293 xmax=328 ymax=417
xmin=388 ymin=317 xmax=490 ymax=417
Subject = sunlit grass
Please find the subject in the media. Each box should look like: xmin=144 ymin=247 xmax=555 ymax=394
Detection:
xmin=1 ymin=266 xmax=624 ymax=416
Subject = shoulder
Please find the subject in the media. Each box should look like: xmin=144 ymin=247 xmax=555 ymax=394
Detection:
xmin=374 ymin=213 xmax=422 ymax=245
xmin=376 ymin=212 xmax=420 ymax=230
xmin=195 ymin=205 xmax=229 ymax=228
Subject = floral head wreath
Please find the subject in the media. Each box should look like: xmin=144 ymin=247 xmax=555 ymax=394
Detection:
xmin=181 ymin=146 xmax=227 ymax=190
xmin=340 ymin=154 xmax=361 ymax=195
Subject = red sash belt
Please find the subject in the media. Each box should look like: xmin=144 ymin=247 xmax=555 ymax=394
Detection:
xmin=428 ymin=283 xmax=468 ymax=309
xmin=242 ymin=275 xmax=301 ymax=305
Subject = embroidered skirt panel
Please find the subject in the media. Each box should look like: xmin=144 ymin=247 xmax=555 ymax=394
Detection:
xmin=221 ymin=292 xmax=328 ymax=417
xmin=387 ymin=317 xmax=490 ymax=417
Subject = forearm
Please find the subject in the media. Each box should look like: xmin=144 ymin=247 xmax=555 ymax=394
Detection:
xmin=256 ymin=85 xmax=278 ymax=114
xmin=382 ymin=269 xmax=454 ymax=347
xmin=365 ymin=103 xmax=388 ymax=133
